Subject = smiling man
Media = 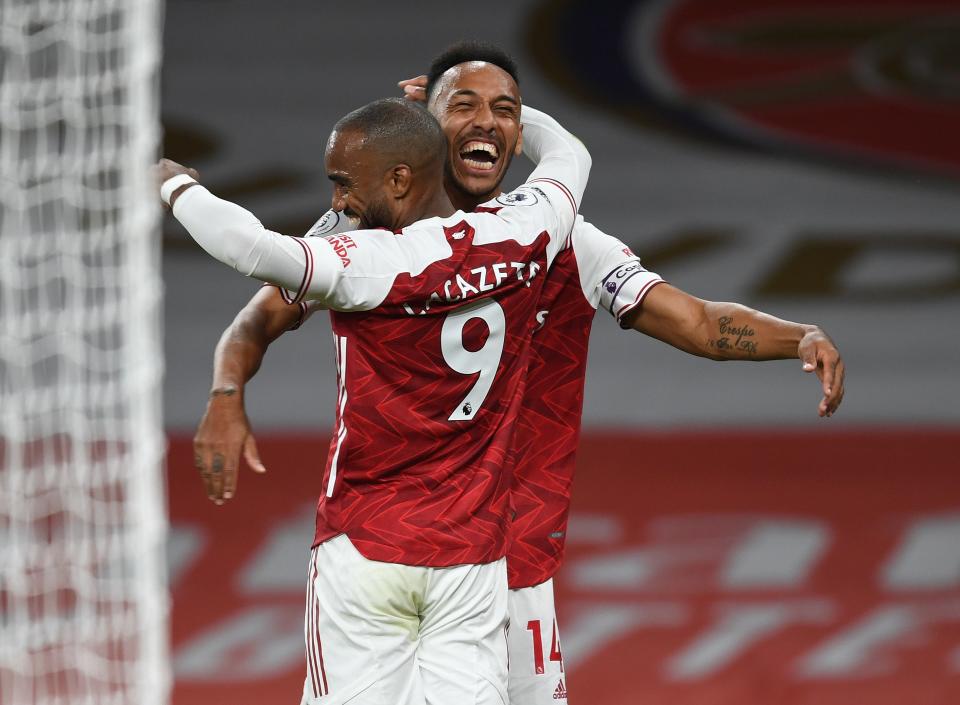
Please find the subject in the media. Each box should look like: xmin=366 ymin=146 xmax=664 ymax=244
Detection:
xmin=193 ymin=42 xmax=844 ymax=705
xmin=430 ymin=58 xmax=524 ymax=206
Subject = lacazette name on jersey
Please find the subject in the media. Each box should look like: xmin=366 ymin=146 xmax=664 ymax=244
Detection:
xmin=402 ymin=259 xmax=543 ymax=316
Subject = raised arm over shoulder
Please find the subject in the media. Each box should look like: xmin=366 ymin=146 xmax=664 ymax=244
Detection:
xmin=520 ymin=105 xmax=591 ymax=209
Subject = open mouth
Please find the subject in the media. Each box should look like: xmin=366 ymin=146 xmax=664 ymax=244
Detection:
xmin=458 ymin=140 xmax=500 ymax=172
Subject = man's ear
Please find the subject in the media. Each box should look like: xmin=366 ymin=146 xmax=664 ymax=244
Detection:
xmin=387 ymin=164 xmax=413 ymax=198
xmin=514 ymin=123 xmax=523 ymax=157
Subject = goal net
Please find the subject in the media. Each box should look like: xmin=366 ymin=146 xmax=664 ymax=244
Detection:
xmin=0 ymin=1 xmax=168 ymax=704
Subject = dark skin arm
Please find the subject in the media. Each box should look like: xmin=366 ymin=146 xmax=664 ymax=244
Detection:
xmin=623 ymin=283 xmax=845 ymax=417
xmin=192 ymin=286 xmax=308 ymax=503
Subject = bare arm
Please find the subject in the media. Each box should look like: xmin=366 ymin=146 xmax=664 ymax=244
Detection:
xmin=624 ymin=283 xmax=845 ymax=416
xmin=210 ymin=285 xmax=303 ymax=393
xmin=193 ymin=286 xmax=307 ymax=503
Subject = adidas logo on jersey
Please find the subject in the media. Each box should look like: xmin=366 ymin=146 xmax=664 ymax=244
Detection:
xmin=553 ymin=679 xmax=567 ymax=700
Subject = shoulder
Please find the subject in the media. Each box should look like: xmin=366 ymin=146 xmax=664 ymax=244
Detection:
xmin=475 ymin=184 xmax=555 ymax=214
xmin=570 ymin=217 xmax=635 ymax=262
xmin=466 ymin=196 xmax=558 ymax=247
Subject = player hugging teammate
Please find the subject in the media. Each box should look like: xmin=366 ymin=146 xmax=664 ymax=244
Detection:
xmin=160 ymin=41 xmax=844 ymax=705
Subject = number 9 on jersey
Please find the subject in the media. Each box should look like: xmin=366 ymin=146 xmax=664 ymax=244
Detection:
xmin=440 ymin=299 xmax=506 ymax=421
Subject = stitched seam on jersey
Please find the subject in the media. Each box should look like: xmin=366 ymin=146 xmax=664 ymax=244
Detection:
xmin=529 ymin=177 xmax=577 ymax=221
xmin=327 ymin=335 xmax=348 ymax=498
xmin=292 ymin=238 xmax=314 ymax=304
xmin=616 ymin=278 xmax=665 ymax=321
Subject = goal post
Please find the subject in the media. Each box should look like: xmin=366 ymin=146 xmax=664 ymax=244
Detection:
xmin=0 ymin=1 xmax=168 ymax=704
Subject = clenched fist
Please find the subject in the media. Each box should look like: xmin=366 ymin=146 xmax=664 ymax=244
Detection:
xmin=152 ymin=158 xmax=199 ymax=209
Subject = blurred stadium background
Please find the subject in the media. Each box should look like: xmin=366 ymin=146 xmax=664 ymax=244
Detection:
xmin=162 ymin=0 xmax=959 ymax=703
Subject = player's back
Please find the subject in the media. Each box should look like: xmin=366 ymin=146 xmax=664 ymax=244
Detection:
xmin=312 ymin=198 xmax=571 ymax=567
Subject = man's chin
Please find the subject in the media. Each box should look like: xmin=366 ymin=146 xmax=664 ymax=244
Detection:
xmin=453 ymin=169 xmax=505 ymax=202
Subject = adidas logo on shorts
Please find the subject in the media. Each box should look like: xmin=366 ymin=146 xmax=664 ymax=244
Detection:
xmin=553 ymin=679 xmax=568 ymax=700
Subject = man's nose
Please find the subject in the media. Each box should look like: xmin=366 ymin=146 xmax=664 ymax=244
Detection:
xmin=472 ymin=103 xmax=495 ymax=130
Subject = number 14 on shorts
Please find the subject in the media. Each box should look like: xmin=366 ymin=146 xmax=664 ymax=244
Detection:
xmin=526 ymin=619 xmax=563 ymax=674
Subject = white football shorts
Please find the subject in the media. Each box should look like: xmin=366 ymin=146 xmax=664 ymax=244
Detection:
xmin=507 ymin=578 xmax=569 ymax=704
xmin=301 ymin=533 xmax=509 ymax=705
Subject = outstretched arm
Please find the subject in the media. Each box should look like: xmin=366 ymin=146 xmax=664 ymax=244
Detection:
xmin=155 ymin=159 xmax=346 ymax=303
xmin=193 ymin=286 xmax=305 ymax=503
xmin=624 ymin=283 xmax=845 ymax=416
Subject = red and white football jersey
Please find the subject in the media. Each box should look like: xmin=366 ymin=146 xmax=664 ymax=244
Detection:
xmin=170 ymin=107 xmax=591 ymax=568
xmin=289 ymin=210 xmax=663 ymax=579
xmin=507 ymin=217 xmax=663 ymax=588
xmin=282 ymin=182 xmax=579 ymax=567
xmin=174 ymin=183 xmax=586 ymax=567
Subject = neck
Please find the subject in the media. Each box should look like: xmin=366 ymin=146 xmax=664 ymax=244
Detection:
xmin=444 ymin=176 xmax=502 ymax=213
xmin=394 ymin=183 xmax=455 ymax=231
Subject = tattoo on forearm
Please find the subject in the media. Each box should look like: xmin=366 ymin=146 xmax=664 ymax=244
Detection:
xmin=708 ymin=317 xmax=759 ymax=356
xmin=210 ymin=387 xmax=238 ymax=398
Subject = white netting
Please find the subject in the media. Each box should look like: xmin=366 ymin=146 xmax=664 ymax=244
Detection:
xmin=0 ymin=1 xmax=167 ymax=704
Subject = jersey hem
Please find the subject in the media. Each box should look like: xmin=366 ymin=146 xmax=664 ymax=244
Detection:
xmin=617 ymin=278 xmax=666 ymax=328
xmin=312 ymin=530 xmax=509 ymax=569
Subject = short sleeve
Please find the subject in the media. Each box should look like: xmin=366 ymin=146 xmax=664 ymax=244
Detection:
xmin=276 ymin=210 xmax=354 ymax=306
xmin=571 ymin=219 xmax=664 ymax=325
xmin=300 ymin=224 xmax=453 ymax=312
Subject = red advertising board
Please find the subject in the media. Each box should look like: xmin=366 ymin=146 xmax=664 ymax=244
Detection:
xmin=168 ymin=429 xmax=960 ymax=705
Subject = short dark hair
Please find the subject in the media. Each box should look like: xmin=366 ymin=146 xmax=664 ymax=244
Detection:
xmin=333 ymin=97 xmax=446 ymax=170
xmin=425 ymin=41 xmax=520 ymax=100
